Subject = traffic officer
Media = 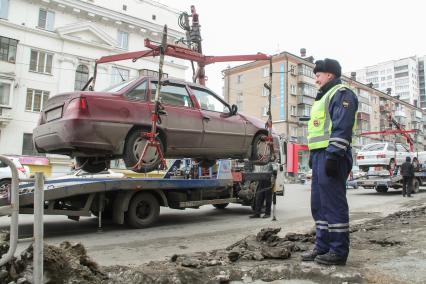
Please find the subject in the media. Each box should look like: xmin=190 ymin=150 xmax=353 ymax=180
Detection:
xmin=301 ymin=58 xmax=358 ymax=265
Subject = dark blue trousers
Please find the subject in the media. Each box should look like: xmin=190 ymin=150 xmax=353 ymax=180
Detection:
xmin=311 ymin=149 xmax=352 ymax=257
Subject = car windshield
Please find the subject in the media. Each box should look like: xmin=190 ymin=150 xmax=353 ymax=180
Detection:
xmin=102 ymin=78 xmax=138 ymax=92
xmin=361 ymin=144 xmax=385 ymax=151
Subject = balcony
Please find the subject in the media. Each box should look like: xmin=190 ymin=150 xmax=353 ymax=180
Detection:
xmin=379 ymin=104 xmax=391 ymax=113
xmin=297 ymin=95 xmax=314 ymax=106
xmin=412 ymin=122 xmax=422 ymax=131
xmin=0 ymin=108 xmax=12 ymax=127
xmin=357 ymin=112 xmax=370 ymax=121
xmin=358 ymin=95 xmax=369 ymax=104
xmin=394 ymin=109 xmax=406 ymax=118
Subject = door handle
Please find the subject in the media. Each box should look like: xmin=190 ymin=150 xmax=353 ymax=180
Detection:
xmin=203 ymin=116 xmax=210 ymax=121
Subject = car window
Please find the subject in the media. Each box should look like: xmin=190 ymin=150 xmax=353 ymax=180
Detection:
xmin=361 ymin=144 xmax=385 ymax=151
xmin=387 ymin=144 xmax=396 ymax=151
xmin=0 ymin=161 xmax=6 ymax=168
xmin=190 ymin=87 xmax=229 ymax=113
xmin=103 ymin=78 xmax=138 ymax=92
xmin=396 ymin=144 xmax=408 ymax=152
xmin=151 ymin=82 xmax=192 ymax=107
xmin=125 ymin=80 xmax=147 ymax=100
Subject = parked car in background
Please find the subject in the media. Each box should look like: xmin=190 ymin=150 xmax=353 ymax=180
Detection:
xmin=356 ymin=142 xmax=412 ymax=172
xmin=0 ymin=157 xmax=29 ymax=197
xmin=33 ymin=77 xmax=275 ymax=173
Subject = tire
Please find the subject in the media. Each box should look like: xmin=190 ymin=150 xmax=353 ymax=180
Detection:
xmin=76 ymin=157 xmax=107 ymax=173
xmin=213 ymin=203 xmax=229 ymax=209
xmin=413 ymin=179 xmax=420 ymax=194
xmin=123 ymin=129 xmax=164 ymax=173
xmin=250 ymin=133 xmax=272 ymax=165
xmin=126 ymin=193 xmax=160 ymax=228
xmin=0 ymin=180 xmax=11 ymax=198
xmin=375 ymin=186 xmax=388 ymax=193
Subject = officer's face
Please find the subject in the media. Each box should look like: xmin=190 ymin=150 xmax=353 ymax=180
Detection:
xmin=315 ymin=72 xmax=334 ymax=88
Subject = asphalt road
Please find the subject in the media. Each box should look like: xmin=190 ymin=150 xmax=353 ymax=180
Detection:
xmin=1 ymin=184 xmax=425 ymax=267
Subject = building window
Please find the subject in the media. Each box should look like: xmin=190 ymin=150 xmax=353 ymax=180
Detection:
xmin=290 ymin=84 xmax=297 ymax=95
xmin=262 ymin=67 xmax=269 ymax=77
xmin=38 ymin=8 xmax=55 ymax=31
xmin=0 ymin=80 xmax=12 ymax=106
xmin=25 ymin=88 xmax=49 ymax=112
xmin=261 ymin=106 xmax=268 ymax=117
xmin=74 ymin=65 xmax=89 ymax=91
xmin=117 ymin=30 xmax=129 ymax=49
xmin=0 ymin=36 xmax=18 ymax=63
xmin=236 ymin=92 xmax=243 ymax=111
xmin=261 ymin=86 xmax=269 ymax=97
xmin=298 ymin=64 xmax=314 ymax=78
xmin=111 ymin=67 xmax=129 ymax=85
xmin=22 ymin=133 xmax=36 ymax=155
xmin=290 ymin=105 xmax=297 ymax=116
xmin=0 ymin=0 xmax=9 ymax=19
xmin=139 ymin=68 xmax=168 ymax=78
xmin=29 ymin=50 xmax=53 ymax=74
xmin=237 ymin=74 xmax=243 ymax=84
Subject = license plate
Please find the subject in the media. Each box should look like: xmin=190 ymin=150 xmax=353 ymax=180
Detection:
xmin=46 ymin=107 xmax=63 ymax=122
xmin=362 ymin=181 xmax=375 ymax=186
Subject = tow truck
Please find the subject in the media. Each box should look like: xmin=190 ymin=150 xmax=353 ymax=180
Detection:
xmin=0 ymin=6 xmax=289 ymax=228
xmin=356 ymin=112 xmax=426 ymax=193
xmin=0 ymin=136 xmax=286 ymax=228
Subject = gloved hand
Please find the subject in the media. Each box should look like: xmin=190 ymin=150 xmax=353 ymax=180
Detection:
xmin=325 ymin=159 xmax=339 ymax=177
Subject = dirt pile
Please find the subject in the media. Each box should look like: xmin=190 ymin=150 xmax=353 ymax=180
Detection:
xmin=0 ymin=238 xmax=106 ymax=284
xmin=1 ymin=206 xmax=426 ymax=283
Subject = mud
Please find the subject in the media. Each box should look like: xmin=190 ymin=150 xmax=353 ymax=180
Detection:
xmin=1 ymin=206 xmax=426 ymax=284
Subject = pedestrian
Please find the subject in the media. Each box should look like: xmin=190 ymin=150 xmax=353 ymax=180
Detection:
xmin=301 ymin=58 xmax=358 ymax=266
xmin=400 ymin=156 xmax=414 ymax=197
xmin=249 ymin=166 xmax=275 ymax=219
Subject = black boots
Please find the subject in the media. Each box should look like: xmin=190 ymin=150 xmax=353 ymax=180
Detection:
xmin=314 ymin=251 xmax=347 ymax=265
xmin=301 ymin=249 xmax=326 ymax=261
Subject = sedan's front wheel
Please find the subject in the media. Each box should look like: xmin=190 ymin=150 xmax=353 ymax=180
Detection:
xmin=123 ymin=129 xmax=164 ymax=173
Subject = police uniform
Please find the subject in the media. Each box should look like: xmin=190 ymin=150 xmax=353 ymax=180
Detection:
xmin=304 ymin=59 xmax=358 ymax=265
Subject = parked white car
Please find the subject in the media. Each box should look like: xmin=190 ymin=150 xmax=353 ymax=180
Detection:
xmin=0 ymin=157 xmax=30 ymax=196
xmin=356 ymin=142 xmax=412 ymax=172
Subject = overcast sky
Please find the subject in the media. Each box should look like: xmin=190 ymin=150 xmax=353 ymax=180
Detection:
xmin=158 ymin=0 xmax=426 ymax=95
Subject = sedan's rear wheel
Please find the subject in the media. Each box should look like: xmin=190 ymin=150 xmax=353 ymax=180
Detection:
xmin=387 ymin=158 xmax=396 ymax=172
xmin=123 ymin=129 xmax=164 ymax=173
xmin=0 ymin=180 xmax=11 ymax=199
xmin=76 ymin=157 xmax=108 ymax=173
xmin=250 ymin=133 xmax=272 ymax=165
xmin=360 ymin=166 xmax=369 ymax=172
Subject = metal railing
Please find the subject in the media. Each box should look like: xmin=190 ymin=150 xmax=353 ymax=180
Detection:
xmin=0 ymin=155 xmax=19 ymax=267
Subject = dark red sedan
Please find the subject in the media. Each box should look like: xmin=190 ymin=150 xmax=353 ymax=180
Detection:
xmin=33 ymin=77 xmax=274 ymax=172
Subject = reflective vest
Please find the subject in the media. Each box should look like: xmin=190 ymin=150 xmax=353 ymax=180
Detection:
xmin=307 ymin=84 xmax=357 ymax=150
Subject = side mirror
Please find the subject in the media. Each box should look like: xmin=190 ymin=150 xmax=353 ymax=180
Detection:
xmin=231 ymin=104 xmax=238 ymax=115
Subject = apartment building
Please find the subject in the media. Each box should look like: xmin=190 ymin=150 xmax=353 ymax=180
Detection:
xmin=224 ymin=51 xmax=426 ymax=170
xmin=419 ymin=56 xmax=426 ymax=108
xmin=0 ymin=0 xmax=186 ymax=156
xmin=350 ymin=56 xmax=420 ymax=107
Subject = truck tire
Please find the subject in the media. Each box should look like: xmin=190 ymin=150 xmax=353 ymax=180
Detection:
xmin=213 ymin=203 xmax=229 ymax=209
xmin=413 ymin=179 xmax=420 ymax=194
xmin=375 ymin=186 xmax=388 ymax=193
xmin=0 ymin=179 xmax=11 ymax=198
xmin=126 ymin=193 xmax=160 ymax=228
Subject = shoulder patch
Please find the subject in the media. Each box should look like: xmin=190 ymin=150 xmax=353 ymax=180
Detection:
xmin=342 ymin=100 xmax=350 ymax=108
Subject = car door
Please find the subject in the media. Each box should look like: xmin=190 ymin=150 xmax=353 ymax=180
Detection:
xmin=189 ymin=86 xmax=247 ymax=156
xmin=149 ymin=81 xmax=203 ymax=154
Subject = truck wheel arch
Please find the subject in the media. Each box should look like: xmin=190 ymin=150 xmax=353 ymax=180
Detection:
xmin=112 ymin=190 xmax=168 ymax=225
